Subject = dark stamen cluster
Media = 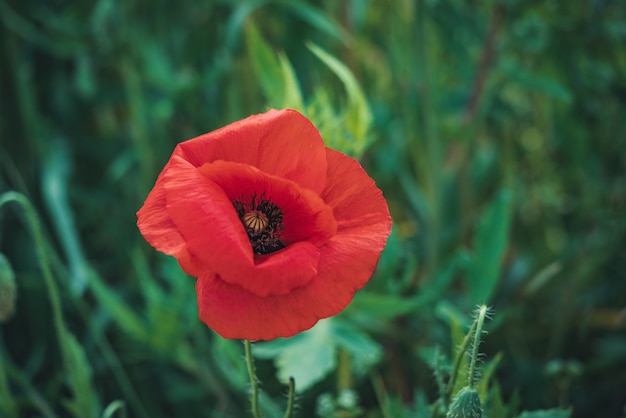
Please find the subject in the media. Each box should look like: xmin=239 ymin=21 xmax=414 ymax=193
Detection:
xmin=233 ymin=193 xmax=285 ymax=254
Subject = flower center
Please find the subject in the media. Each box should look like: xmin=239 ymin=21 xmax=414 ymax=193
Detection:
xmin=242 ymin=211 xmax=269 ymax=232
xmin=234 ymin=193 xmax=285 ymax=255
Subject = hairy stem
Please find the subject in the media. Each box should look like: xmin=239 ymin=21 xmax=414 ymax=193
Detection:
xmin=244 ymin=340 xmax=261 ymax=418
xmin=468 ymin=305 xmax=488 ymax=388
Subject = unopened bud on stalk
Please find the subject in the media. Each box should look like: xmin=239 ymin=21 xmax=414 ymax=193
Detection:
xmin=0 ymin=253 xmax=16 ymax=322
xmin=447 ymin=387 xmax=482 ymax=418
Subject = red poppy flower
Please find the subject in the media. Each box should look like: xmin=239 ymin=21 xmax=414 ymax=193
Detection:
xmin=137 ymin=109 xmax=391 ymax=340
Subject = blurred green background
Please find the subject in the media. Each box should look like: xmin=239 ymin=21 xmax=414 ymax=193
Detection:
xmin=1 ymin=0 xmax=625 ymax=417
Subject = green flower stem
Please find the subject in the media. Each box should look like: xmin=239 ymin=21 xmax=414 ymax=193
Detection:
xmin=0 ymin=192 xmax=67 ymax=360
xmin=468 ymin=305 xmax=488 ymax=388
xmin=283 ymin=377 xmax=295 ymax=418
xmin=337 ymin=348 xmax=352 ymax=392
xmin=244 ymin=340 xmax=261 ymax=418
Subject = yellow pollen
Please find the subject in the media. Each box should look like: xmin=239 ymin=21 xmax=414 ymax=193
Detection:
xmin=242 ymin=211 xmax=269 ymax=232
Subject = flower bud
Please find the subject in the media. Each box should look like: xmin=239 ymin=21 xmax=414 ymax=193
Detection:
xmin=447 ymin=387 xmax=482 ymax=418
xmin=0 ymin=253 xmax=16 ymax=322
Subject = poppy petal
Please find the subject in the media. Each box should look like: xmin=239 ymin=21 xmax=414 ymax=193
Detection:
xmin=197 ymin=273 xmax=320 ymax=340
xmin=313 ymin=148 xmax=392 ymax=313
xmin=322 ymin=148 xmax=392 ymax=231
xmin=175 ymin=109 xmax=328 ymax=193
xmin=136 ymin=165 xmax=197 ymax=276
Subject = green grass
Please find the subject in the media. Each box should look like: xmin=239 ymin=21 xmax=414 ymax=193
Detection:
xmin=1 ymin=1 xmax=625 ymax=417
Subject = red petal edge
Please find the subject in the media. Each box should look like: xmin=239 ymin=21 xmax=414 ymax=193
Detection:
xmin=136 ymin=164 xmax=198 ymax=276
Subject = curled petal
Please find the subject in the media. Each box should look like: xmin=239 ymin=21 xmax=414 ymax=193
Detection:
xmin=197 ymin=274 xmax=321 ymax=340
xmin=175 ymin=109 xmax=328 ymax=193
xmin=136 ymin=164 xmax=197 ymax=276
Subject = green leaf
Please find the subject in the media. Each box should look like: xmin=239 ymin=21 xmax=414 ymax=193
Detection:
xmin=516 ymin=409 xmax=572 ymax=418
xmin=415 ymin=251 xmax=470 ymax=305
xmin=210 ymin=338 xmax=247 ymax=390
xmin=278 ymin=0 xmax=346 ymax=42
xmin=476 ymin=353 xmax=502 ymax=399
xmin=467 ymin=189 xmax=513 ymax=305
xmin=331 ymin=320 xmax=382 ymax=368
xmin=343 ymin=290 xmax=423 ymax=332
xmin=41 ymin=140 xmax=90 ymax=295
xmin=87 ymin=269 xmax=150 ymax=343
xmin=254 ymin=319 xmax=337 ymax=392
xmin=62 ymin=331 xmax=100 ymax=418
xmin=307 ymin=42 xmax=373 ymax=157
xmin=0 ymin=349 xmax=17 ymax=417
xmin=254 ymin=318 xmax=381 ymax=392
xmin=344 ymin=291 xmax=422 ymax=320
xmin=484 ymin=383 xmax=509 ymax=418
xmin=245 ymin=23 xmax=303 ymax=110
xmin=277 ymin=52 xmax=305 ymax=109
xmin=101 ymin=400 xmax=126 ymax=418
xmin=501 ymin=59 xmax=572 ymax=104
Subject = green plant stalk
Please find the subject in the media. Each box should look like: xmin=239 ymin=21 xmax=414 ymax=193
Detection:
xmin=337 ymin=348 xmax=352 ymax=392
xmin=468 ymin=305 xmax=488 ymax=388
xmin=244 ymin=340 xmax=261 ymax=418
xmin=283 ymin=377 xmax=295 ymax=418
xmin=370 ymin=371 xmax=393 ymax=418
xmin=0 ymin=192 xmax=85 ymax=415
xmin=0 ymin=343 xmax=18 ymax=417
xmin=3 ymin=351 xmax=59 ymax=418
xmin=0 ymin=193 xmax=66 ymax=359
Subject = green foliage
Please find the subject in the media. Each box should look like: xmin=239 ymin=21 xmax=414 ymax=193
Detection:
xmin=306 ymin=42 xmax=373 ymax=157
xmin=1 ymin=0 xmax=625 ymax=417
xmin=516 ymin=410 xmax=572 ymax=418
xmin=245 ymin=24 xmax=373 ymax=157
xmin=62 ymin=331 xmax=100 ymax=418
xmin=0 ymin=345 xmax=17 ymax=417
xmin=254 ymin=318 xmax=381 ymax=392
xmin=246 ymin=23 xmax=304 ymax=110
xmin=466 ymin=188 xmax=513 ymax=305
xmin=101 ymin=401 xmax=126 ymax=418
